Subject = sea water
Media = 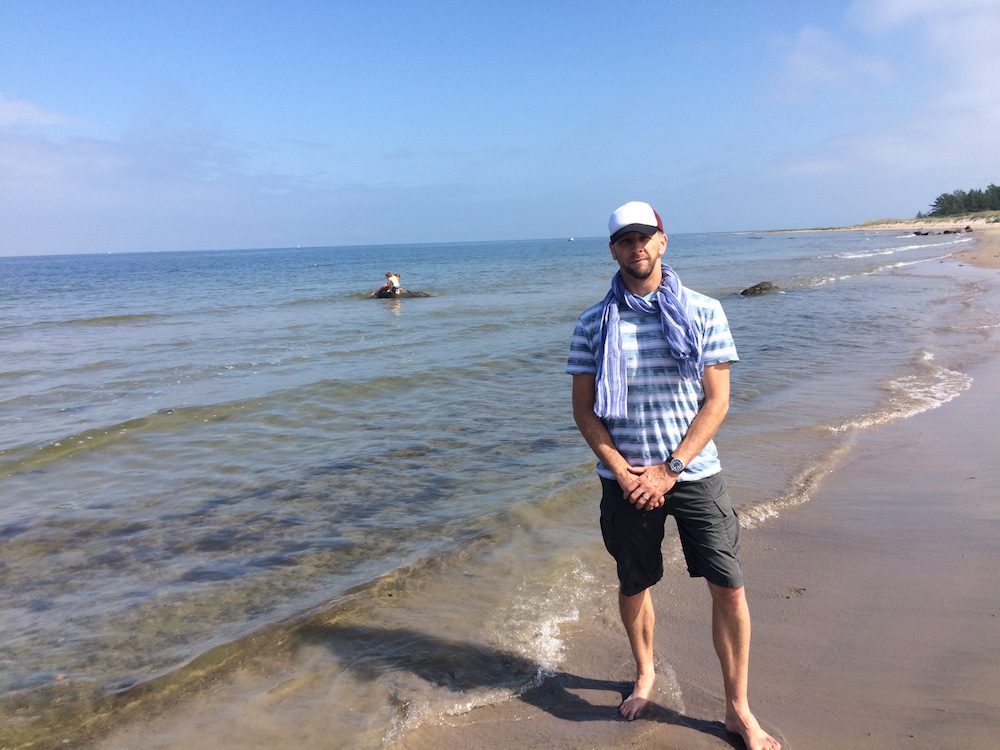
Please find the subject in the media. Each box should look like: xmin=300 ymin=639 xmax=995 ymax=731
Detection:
xmin=1 ymin=230 xmax=997 ymax=746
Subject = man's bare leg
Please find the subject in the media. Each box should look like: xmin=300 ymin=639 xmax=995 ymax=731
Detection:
xmin=618 ymin=587 xmax=656 ymax=720
xmin=708 ymin=582 xmax=780 ymax=750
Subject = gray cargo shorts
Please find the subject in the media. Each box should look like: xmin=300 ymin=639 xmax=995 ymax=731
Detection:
xmin=599 ymin=472 xmax=743 ymax=595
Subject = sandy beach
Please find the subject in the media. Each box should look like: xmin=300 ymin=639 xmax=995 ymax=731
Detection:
xmin=858 ymin=218 xmax=1000 ymax=270
xmin=8 ymin=226 xmax=998 ymax=750
xmin=949 ymin=225 xmax=1000 ymax=269
xmin=398 ymin=227 xmax=1000 ymax=750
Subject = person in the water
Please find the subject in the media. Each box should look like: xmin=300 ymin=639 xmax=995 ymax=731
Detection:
xmin=371 ymin=272 xmax=402 ymax=297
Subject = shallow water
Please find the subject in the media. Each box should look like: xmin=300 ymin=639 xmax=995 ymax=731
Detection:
xmin=1 ymin=231 xmax=997 ymax=745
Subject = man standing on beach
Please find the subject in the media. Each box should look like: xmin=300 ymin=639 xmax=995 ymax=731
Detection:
xmin=567 ymin=201 xmax=779 ymax=750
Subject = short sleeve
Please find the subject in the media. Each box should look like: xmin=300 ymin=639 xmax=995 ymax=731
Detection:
xmin=566 ymin=318 xmax=598 ymax=375
xmin=700 ymin=300 xmax=739 ymax=366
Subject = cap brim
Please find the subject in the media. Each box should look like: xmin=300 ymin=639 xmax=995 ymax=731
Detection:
xmin=610 ymin=223 xmax=661 ymax=244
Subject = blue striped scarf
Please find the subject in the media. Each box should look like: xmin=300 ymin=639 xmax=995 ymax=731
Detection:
xmin=594 ymin=265 xmax=703 ymax=419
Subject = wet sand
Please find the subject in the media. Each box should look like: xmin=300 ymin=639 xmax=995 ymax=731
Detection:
xmin=853 ymin=220 xmax=1000 ymax=270
xmin=401 ymin=251 xmax=1000 ymax=749
xmin=953 ymin=225 xmax=1000 ymax=268
xmin=664 ymin=352 xmax=1000 ymax=748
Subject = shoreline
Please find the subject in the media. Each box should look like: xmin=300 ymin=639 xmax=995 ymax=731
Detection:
xmin=731 ymin=359 xmax=1000 ymax=748
xmin=950 ymin=224 xmax=1000 ymax=269
xmin=657 ymin=260 xmax=1000 ymax=748
xmin=852 ymin=217 xmax=1000 ymax=269
xmin=8 ymin=232 xmax=997 ymax=749
xmin=399 ymin=259 xmax=1000 ymax=749
xmin=781 ymin=218 xmax=1000 ymax=270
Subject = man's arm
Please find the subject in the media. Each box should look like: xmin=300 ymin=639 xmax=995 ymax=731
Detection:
xmin=670 ymin=360 xmax=731 ymax=468
xmin=571 ymin=373 xmax=641 ymax=494
xmin=626 ymin=361 xmax=732 ymax=508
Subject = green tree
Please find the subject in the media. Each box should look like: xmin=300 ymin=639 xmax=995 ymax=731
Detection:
xmin=926 ymin=183 xmax=1000 ymax=216
xmin=987 ymin=184 xmax=1000 ymax=210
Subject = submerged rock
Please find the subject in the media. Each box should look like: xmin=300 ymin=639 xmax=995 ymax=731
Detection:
xmin=740 ymin=281 xmax=779 ymax=297
xmin=371 ymin=288 xmax=430 ymax=299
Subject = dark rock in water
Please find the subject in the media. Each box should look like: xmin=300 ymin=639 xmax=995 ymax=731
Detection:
xmin=965 ymin=226 xmax=974 ymax=233
xmin=372 ymin=288 xmax=430 ymax=299
xmin=914 ymin=230 xmax=930 ymax=236
xmin=740 ymin=281 xmax=779 ymax=297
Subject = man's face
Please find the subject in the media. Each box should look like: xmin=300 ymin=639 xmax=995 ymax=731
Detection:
xmin=609 ymin=231 xmax=667 ymax=281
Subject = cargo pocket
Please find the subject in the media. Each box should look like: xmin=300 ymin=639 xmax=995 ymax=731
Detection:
xmin=709 ymin=481 xmax=740 ymax=551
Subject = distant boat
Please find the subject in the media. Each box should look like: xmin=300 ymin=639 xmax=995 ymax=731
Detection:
xmin=568 ymin=237 xmax=575 ymax=242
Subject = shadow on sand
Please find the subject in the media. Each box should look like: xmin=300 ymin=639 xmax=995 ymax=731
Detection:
xmin=294 ymin=622 xmax=742 ymax=747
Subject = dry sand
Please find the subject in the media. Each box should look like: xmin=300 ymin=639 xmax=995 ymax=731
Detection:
xmin=781 ymin=217 xmax=1000 ymax=270
xmin=852 ymin=219 xmax=1000 ymax=270
xmin=401 ymin=238 xmax=1000 ymax=750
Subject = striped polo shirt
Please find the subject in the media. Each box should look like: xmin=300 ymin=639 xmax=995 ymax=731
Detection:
xmin=566 ymin=287 xmax=739 ymax=481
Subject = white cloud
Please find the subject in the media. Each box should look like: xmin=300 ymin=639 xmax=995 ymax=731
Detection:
xmin=0 ymin=121 xmax=506 ymax=254
xmin=0 ymin=124 xmax=278 ymax=253
xmin=0 ymin=92 xmax=76 ymax=127
xmin=771 ymin=1 xmax=1000 ymax=215
xmin=773 ymin=26 xmax=895 ymax=103
xmin=849 ymin=0 xmax=1000 ymax=104
xmin=849 ymin=0 xmax=1000 ymax=31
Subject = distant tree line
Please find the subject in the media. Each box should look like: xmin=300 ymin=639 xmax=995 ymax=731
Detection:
xmin=917 ymin=183 xmax=1000 ymax=217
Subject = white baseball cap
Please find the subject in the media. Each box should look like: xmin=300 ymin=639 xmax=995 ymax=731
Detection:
xmin=608 ymin=201 xmax=663 ymax=243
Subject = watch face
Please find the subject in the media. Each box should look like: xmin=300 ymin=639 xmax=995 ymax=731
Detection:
xmin=669 ymin=458 xmax=684 ymax=473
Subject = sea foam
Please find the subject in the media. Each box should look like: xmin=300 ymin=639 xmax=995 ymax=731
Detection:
xmin=825 ymin=351 xmax=972 ymax=433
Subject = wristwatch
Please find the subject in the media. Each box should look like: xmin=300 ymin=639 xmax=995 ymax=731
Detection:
xmin=667 ymin=455 xmax=686 ymax=474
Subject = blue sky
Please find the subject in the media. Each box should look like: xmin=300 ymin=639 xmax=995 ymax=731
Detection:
xmin=2 ymin=0 xmax=999 ymax=255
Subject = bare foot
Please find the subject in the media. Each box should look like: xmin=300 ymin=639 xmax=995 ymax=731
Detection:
xmin=619 ymin=673 xmax=654 ymax=720
xmin=725 ymin=709 xmax=780 ymax=750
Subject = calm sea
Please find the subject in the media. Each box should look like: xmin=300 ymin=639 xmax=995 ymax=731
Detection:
xmin=1 ymin=231 xmax=996 ymax=746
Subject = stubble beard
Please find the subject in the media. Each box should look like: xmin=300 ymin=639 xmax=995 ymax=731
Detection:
xmin=622 ymin=260 xmax=655 ymax=281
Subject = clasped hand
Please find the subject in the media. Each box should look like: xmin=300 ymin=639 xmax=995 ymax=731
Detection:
xmin=618 ymin=463 xmax=676 ymax=510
